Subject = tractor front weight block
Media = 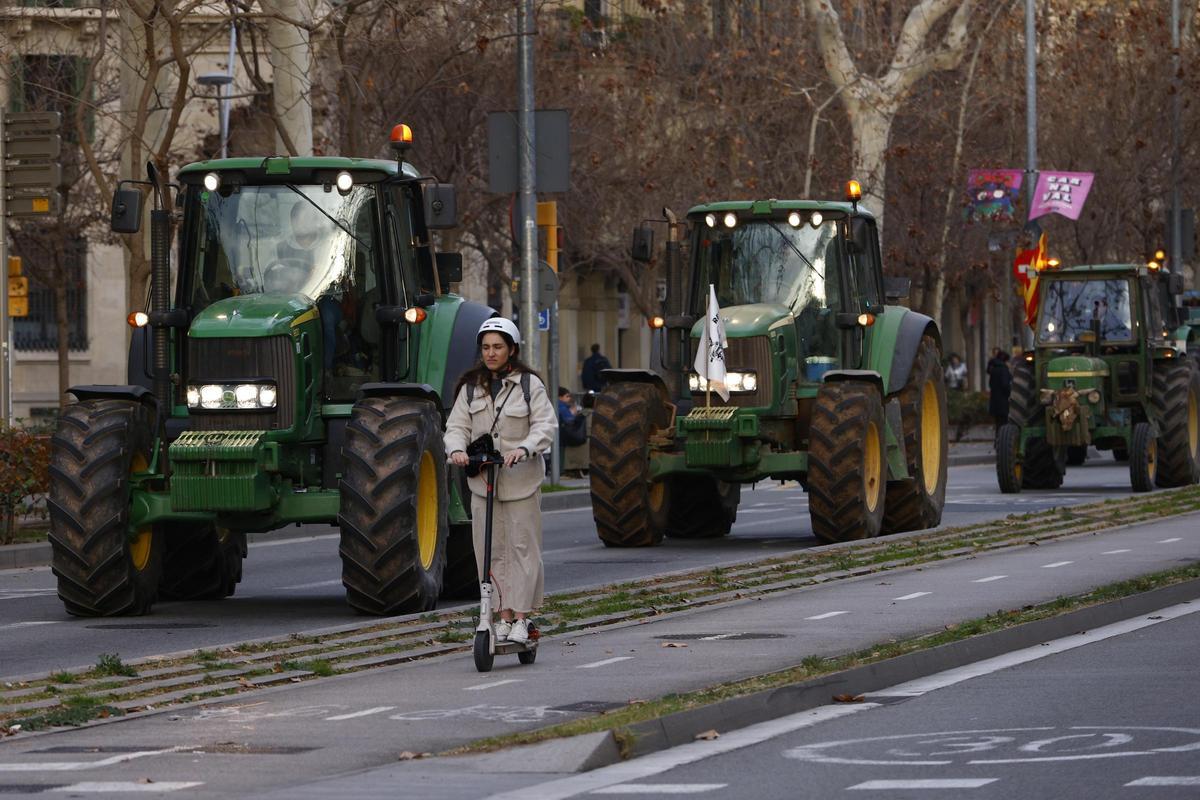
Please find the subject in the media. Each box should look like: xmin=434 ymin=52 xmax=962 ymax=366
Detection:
xmin=169 ymin=430 xmax=277 ymax=512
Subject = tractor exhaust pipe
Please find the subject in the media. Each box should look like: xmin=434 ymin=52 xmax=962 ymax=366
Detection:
xmin=150 ymin=207 xmax=171 ymax=408
xmin=663 ymin=207 xmax=685 ymax=402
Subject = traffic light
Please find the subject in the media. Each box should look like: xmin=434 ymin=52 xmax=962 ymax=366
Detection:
xmin=536 ymin=201 xmax=560 ymax=272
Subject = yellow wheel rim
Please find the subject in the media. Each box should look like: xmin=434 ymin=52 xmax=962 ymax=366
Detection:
xmin=920 ymin=380 xmax=943 ymax=495
xmin=648 ymin=481 xmax=665 ymax=513
xmin=1014 ymin=461 xmax=1023 ymax=484
xmin=1147 ymin=438 xmax=1157 ymax=483
xmin=128 ymin=453 xmax=153 ymax=572
xmin=864 ymin=421 xmax=882 ymax=513
xmin=417 ymin=451 xmax=438 ymax=570
xmin=1188 ymin=387 xmax=1199 ymax=460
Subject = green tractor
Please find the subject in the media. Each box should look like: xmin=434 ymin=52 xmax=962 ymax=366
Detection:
xmin=587 ymin=186 xmax=949 ymax=546
xmin=996 ymin=263 xmax=1200 ymax=493
xmin=48 ymin=129 xmax=493 ymax=616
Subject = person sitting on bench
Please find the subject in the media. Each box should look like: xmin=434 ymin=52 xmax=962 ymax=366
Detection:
xmin=557 ymin=387 xmax=587 ymax=447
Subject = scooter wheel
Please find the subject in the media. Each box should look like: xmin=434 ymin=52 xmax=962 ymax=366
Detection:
xmin=473 ymin=631 xmax=494 ymax=673
xmin=517 ymin=646 xmax=537 ymax=665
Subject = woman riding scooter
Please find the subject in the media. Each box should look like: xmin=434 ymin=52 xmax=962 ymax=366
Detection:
xmin=445 ymin=317 xmax=557 ymax=645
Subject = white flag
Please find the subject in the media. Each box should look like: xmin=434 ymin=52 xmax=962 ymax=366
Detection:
xmin=694 ymin=284 xmax=729 ymax=402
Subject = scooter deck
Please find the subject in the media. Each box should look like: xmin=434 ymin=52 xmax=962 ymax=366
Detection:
xmin=494 ymin=640 xmax=536 ymax=656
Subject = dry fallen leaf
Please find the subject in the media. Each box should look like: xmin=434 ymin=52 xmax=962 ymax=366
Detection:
xmin=137 ymin=778 xmax=154 ymax=784
xmin=832 ymin=694 xmax=865 ymax=703
xmin=661 ymin=642 xmax=688 ymax=648
xmin=398 ymin=751 xmax=430 ymax=761
xmin=694 ymin=729 xmax=720 ymax=740
xmin=237 ymin=678 xmax=253 ymax=688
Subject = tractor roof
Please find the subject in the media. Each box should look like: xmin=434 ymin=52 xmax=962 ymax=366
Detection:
xmin=686 ymin=199 xmax=874 ymax=219
xmin=179 ymin=156 xmax=420 ymax=180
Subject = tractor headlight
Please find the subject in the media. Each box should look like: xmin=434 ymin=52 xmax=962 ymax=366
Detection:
xmin=187 ymin=382 xmax=278 ymax=410
xmin=689 ymin=371 xmax=757 ymax=393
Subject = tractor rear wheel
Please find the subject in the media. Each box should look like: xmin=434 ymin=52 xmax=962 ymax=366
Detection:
xmin=1008 ymin=362 xmax=1064 ymax=489
xmin=339 ymin=397 xmax=448 ymax=614
xmin=808 ymin=382 xmax=887 ymax=543
xmin=589 ymin=382 xmax=670 ymax=547
xmin=1152 ymin=360 xmax=1200 ymax=487
xmin=48 ymin=399 xmax=162 ymax=617
xmin=159 ymin=524 xmax=246 ymax=600
xmin=665 ymin=476 xmax=739 ymax=539
xmin=881 ymin=335 xmax=948 ymax=533
xmin=1129 ymin=421 xmax=1157 ymax=493
xmin=996 ymin=423 xmax=1023 ymax=494
xmin=440 ymin=523 xmax=478 ymax=600
xmin=1066 ymin=445 xmax=1088 ymax=466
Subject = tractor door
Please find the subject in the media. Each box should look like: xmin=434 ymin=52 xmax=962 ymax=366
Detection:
xmin=844 ymin=216 xmax=885 ymax=367
xmin=379 ymin=182 xmax=429 ymax=381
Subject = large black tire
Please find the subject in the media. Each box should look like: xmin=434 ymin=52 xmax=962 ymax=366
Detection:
xmin=48 ymin=399 xmax=162 ymax=616
xmin=1066 ymin=445 xmax=1088 ymax=466
xmin=881 ymin=335 xmax=948 ymax=534
xmin=159 ymin=524 xmax=246 ymax=601
xmin=338 ymin=397 xmax=448 ymax=615
xmin=1007 ymin=361 xmax=1038 ymax=427
xmin=1129 ymin=421 xmax=1157 ymax=493
xmin=996 ymin=423 xmax=1022 ymax=494
xmin=808 ymin=382 xmax=887 ymax=543
xmin=1152 ymin=360 xmax=1200 ymax=487
xmin=1008 ymin=362 xmax=1064 ymax=489
xmin=440 ymin=522 xmax=478 ymax=600
xmin=589 ymin=382 xmax=670 ymax=547
xmin=665 ymin=475 xmax=739 ymax=539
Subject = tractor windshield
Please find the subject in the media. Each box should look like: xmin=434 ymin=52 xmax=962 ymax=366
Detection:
xmin=1037 ymin=278 xmax=1135 ymax=344
xmin=694 ymin=219 xmax=842 ymax=315
xmin=184 ymin=184 xmax=379 ymax=314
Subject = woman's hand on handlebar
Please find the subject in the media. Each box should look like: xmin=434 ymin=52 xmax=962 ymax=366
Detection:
xmin=502 ymin=449 xmax=526 ymax=468
xmin=450 ymin=451 xmax=469 ymax=467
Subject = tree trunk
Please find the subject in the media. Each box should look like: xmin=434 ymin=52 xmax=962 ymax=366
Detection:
xmin=262 ymin=0 xmax=316 ymax=156
xmin=845 ymin=101 xmax=893 ymax=228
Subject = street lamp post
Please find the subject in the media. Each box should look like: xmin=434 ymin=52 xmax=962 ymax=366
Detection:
xmin=197 ymin=72 xmax=234 ymax=159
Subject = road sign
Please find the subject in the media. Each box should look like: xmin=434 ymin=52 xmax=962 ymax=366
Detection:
xmin=3 ymin=134 xmax=62 ymax=161
xmin=7 ymin=256 xmax=20 ymax=277
xmin=3 ymin=111 xmax=62 ymax=132
xmin=5 ymin=194 xmax=60 ymax=217
xmin=8 ymin=277 xmax=27 ymax=297
xmin=536 ymin=260 xmax=558 ymax=309
xmin=487 ymin=109 xmax=570 ymax=194
xmin=4 ymin=163 xmax=61 ymax=190
xmin=537 ymin=308 xmax=550 ymax=332
xmin=7 ymin=297 xmax=28 ymax=317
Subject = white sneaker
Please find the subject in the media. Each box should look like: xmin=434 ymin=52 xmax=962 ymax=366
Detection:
xmin=508 ymin=619 xmax=529 ymax=644
xmin=495 ymin=620 xmax=512 ymax=642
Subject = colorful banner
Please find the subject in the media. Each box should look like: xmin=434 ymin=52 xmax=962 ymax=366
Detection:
xmin=1013 ymin=232 xmax=1047 ymax=327
xmin=964 ymin=169 xmax=1023 ymax=224
xmin=1030 ymin=172 xmax=1094 ymax=221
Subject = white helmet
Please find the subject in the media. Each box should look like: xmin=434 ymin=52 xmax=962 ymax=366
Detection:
xmin=477 ymin=316 xmax=521 ymax=346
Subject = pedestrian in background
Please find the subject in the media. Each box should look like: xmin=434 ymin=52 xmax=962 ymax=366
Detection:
xmin=987 ymin=348 xmax=1012 ymax=441
xmin=944 ymin=353 xmax=967 ymax=391
xmin=445 ymin=317 xmax=556 ymax=645
xmin=557 ymin=387 xmax=587 ymax=447
xmin=581 ymin=343 xmax=611 ymax=393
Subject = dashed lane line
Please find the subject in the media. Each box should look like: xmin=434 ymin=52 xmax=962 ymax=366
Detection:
xmin=465 ymin=679 xmax=523 ymax=691
xmin=972 ymin=576 xmax=1007 ymax=583
xmin=276 ymin=579 xmax=342 ymax=591
xmin=590 ymin=785 xmax=728 ymax=795
xmin=0 ymin=620 xmax=60 ymax=630
xmin=1041 ymin=561 xmax=1074 ymax=569
xmin=805 ymin=611 xmax=849 ymax=620
xmin=847 ymin=779 xmax=997 ymax=790
xmin=51 ymin=781 xmax=204 ymax=793
xmin=1125 ymin=777 xmax=1200 ymax=786
xmin=324 ymin=706 xmax=396 ymax=721
xmin=1158 ymin=538 xmax=1183 ymax=544
xmin=893 ymin=592 xmax=931 ymax=601
xmin=1102 ymin=549 xmax=1132 ymax=555
xmin=577 ymin=657 xmax=634 ymax=670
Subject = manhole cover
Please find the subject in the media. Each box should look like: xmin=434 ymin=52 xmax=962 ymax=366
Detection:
xmin=653 ymin=633 xmax=785 ymax=641
xmin=550 ymin=701 xmax=627 ymax=714
xmin=86 ymin=623 xmax=217 ymax=630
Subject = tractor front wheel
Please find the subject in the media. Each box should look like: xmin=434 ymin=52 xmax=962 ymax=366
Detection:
xmin=339 ymin=397 xmax=448 ymax=614
xmin=881 ymin=335 xmax=948 ymax=534
xmin=996 ymin=423 xmax=1023 ymax=494
xmin=159 ymin=524 xmax=246 ymax=600
xmin=808 ymin=382 xmax=887 ymax=543
xmin=1152 ymin=360 xmax=1200 ymax=487
xmin=589 ymin=382 xmax=671 ymax=547
xmin=48 ymin=400 xmax=162 ymax=616
xmin=1129 ymin=421 xmax=1157 ymax=493
xmin=665 ymin=476 xmax=739 ymax=539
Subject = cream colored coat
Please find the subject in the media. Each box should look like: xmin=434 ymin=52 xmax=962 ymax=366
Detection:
xmin=444 ymin=370 xmax=557 ymax=501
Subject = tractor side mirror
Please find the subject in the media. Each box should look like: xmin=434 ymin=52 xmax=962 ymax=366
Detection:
xmin=1168 ymin=273 xmax=1185 ymax=295
xmin=631 ymin=226 xmax=654 ymax=263
xmin=884 ymin=277 xmax=911 ymax=303
xmin=436 ymin=252 xmax=463 ymax=285
xmin=111 ymin=188 xmax=143 ymax=234
xmin=424 ymin=183 xmax=457 ymax=229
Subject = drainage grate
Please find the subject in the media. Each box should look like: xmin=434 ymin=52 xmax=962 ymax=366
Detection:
xmin=652 ymin=633 xmax=785 ymax=641
xmin=549 ymin=701 xmax=627 ymax=714
xmin=85 ymin=623 xmax=217 ymax=630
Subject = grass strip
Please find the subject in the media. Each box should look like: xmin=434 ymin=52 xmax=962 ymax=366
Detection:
xmin=447 ymin=562 xmax=1200 ymax=756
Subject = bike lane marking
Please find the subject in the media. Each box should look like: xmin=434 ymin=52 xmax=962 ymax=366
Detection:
xmin=324 ymin=706 xmax=395 ymax=721
xmin=465 ymin=679 xmax=523 ymax=691
xmin=847 ymin=779 xmax=997 ymax=790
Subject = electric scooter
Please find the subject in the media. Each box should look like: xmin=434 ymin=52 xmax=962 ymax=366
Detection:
xmin=470 ymin=451 xmax=539 ymax=673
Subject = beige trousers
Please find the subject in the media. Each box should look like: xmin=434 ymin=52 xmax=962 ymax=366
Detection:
xmin=471 ymin=492 xmax=544 ymax=614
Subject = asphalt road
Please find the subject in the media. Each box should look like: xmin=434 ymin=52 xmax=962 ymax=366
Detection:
xmin=0 ymin=457 xmax=1157 ymax=678
xmin=507 ymin=599 xmax=1200 ymax=800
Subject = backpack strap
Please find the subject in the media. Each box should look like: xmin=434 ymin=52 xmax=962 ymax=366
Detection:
xmin=467 ymin=383 xmax=475 ymax=404
xmin=521 ymin=372 xmax=531 ymax=406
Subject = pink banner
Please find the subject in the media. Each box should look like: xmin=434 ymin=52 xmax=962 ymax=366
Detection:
xmin=1030 ymin=171 xmax=1094 ymax=221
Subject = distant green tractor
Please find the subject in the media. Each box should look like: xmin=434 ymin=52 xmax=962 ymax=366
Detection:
xmin=996 ymin=263 xmax=1200 ymax=493
xmin=588 ymin=186 xmax=949 ymax=546
xmin=49 ymin=129 xmax=492 ymax=616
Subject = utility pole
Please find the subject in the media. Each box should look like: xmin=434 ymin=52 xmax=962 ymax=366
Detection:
xmin=1170 ymin=0 xmax=1182 ymax=277
xmin=0 ymin=110 xmax=9 ymax=424
xmin=517 ymin=0 xmax=538 ymax=366
xmin=1020 ymin=0 xmax=1038 ymax=351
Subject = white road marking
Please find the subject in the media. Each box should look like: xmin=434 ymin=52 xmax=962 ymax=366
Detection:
xmin=590 ymin=785 xmax=728 ymax=795
xmin=276 ymin=578 xmax=342 ymax=591
xmin=1041 ymin=561 xmax=1073 ymax=569
xmin=578 ymin=657 xmax=634 ymax=669
xmin=848 ymin=779 xmax=997 ymax=790
xmin=487 ymin=704 xmax=878 ymax=800
xmin=1125 ymin=777 xmax=1200 ymax=786
xmin=0 ymin=588 xmax=57 ymax=601
xmin=0 ymin=746 xmax=194 ymax=772
xmin=972 ymin=576 xmax=1007 ymax=583
xmin=1102 ymin=549 xmax=1131 ymax=555
xmin=699 ymin=633 xmax=740 ymax=641
xmin=805 ymin=611 xmax=848 ymax=620
xmin=464 ymin=679 xmax=523 ymax=691
xmin=249 ymin=532 xmax=338 ymax=549
xmin=52 ymin=782 xmax=204 ymax=793
xmin=1157 ymin=538 xmax=1183 ymax=544
xmin=893 ymin=592 xmax=931 ymax=601
xmin=0 ymin=620 xmax=60 ymax=630
xmin=324 ymin=706 xmax=396 ymax=720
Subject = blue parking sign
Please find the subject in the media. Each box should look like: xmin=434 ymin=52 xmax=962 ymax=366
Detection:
xmin=537 ymin=308 xmax=550 ymax=331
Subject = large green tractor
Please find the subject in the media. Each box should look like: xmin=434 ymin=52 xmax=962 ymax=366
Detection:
xmin=996 ymin=264 xmax=1200 ymax=493
xmin=48 ymin=130 xmax=492 ymax=616
xmin=588 ymin=186 xmax=949 ymax=546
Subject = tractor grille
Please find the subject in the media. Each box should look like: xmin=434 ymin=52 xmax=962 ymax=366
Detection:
xmin=186 ymin=335 xmax=295 ymax=430
xmin=690 ymin=335 xmax=773 ymax=409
